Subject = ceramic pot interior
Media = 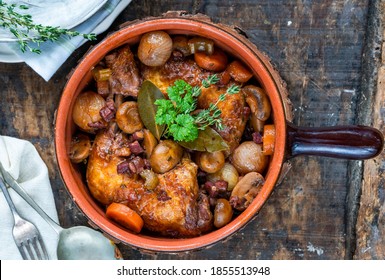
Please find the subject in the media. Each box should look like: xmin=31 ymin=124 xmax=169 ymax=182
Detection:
xmin=55 ymin=18 xmax=287 ymax=252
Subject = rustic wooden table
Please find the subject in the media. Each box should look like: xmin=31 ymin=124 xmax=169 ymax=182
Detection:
xmin=1 ymin=0 xmax=384 ymax=259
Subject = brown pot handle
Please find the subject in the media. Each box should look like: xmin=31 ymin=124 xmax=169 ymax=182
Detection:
xmin=286 ymin=123 xmax=384 ymax=159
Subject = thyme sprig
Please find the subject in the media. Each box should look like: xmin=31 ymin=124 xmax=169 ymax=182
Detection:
xmin=194 ymin=82 xmax=240 ymax=131
xmin=0 ymin=1 xmax=96 ymax=54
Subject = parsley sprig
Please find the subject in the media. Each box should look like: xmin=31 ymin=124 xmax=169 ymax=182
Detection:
xmin=0 ymin=1 xmax=96 ymax=54
xmin=154 ymin=74 xmax=240 ymax=142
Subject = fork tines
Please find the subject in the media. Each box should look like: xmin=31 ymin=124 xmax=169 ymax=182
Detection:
xmin=17 ymin=235 xmax=49 ymax=260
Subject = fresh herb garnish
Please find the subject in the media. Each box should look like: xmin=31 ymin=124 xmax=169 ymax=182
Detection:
xmin=154 ymin=74 xmax=240 ymax=142
xmin=0 ymin=1 xmax=96 ymax=54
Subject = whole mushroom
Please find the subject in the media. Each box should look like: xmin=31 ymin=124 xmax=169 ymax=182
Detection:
xmin=195 ymin=151 xmax=225 ymax=174
xmin=116 ymin=101 xmax=143 ymax=134
xmin=150 ymin=140 xmax=183 ymax=174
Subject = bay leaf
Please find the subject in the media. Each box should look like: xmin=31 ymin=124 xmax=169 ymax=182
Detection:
xmin=137 ymin=80 xmax=165 ymax=140
xmin=178 ymin=127 xmax=229 ymax=152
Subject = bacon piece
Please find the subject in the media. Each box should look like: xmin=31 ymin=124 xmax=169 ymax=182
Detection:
xmin=117 ymin=161 xmax=130 ymax=174
xmin=99 ymin=99 xmax=116 ymax=122
xmin=128 ymin=141 xmax=144 ymax=155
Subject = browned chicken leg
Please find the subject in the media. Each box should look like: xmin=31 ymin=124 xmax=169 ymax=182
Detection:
xmin=86 ymin=128 xmax=213 ymax=237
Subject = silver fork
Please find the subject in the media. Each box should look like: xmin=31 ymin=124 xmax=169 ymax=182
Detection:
xmin=0 ymin=176 xmax=49 ymax=260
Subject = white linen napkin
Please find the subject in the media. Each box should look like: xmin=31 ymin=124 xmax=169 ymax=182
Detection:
xmin=6 ymin=0 xmax=132 ymax=81
xmin=0 ymin=136 xmax=59 ymax=260
xmin=0 ymin=0 xmax=108 ymax=40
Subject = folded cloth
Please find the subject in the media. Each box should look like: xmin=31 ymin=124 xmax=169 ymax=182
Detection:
xmin=0 ymin=0 xmax=108 ymax=40
xmin=0 ymin=136 xmax=59 ymax=260
xmin=8 ymin=0 xmax=132 ymax=81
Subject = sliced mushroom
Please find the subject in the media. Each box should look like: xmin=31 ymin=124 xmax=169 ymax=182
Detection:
xmin=116 ymin=101 xmax=143 ymax=134
xmin=250 ymin=115 xmax=265 ymax=133
xmin=69 ymin=134 xmax=91 ymax=163
xmin=242 ymin=85 xmax=271 ymax=122
xmin=229 ymin=172 xmax=265 ymax=211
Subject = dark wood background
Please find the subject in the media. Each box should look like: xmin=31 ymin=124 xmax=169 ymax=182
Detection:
xmin=1 ymin=0 xmax=384 ymax=259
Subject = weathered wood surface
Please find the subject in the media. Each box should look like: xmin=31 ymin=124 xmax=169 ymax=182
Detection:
xmin=0 ymin=0 xmax=384 ymax=259
xmin=355 ymin=0 xmax=385 ymax=259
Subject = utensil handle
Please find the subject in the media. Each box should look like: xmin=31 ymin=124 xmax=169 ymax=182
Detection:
xmin=287 ymin=123 xmax=384 ymax=159
xmin=7 ymin=178 xmax=63 ymax=234
xmin=0 ymin=176 xmax=22 ymax=222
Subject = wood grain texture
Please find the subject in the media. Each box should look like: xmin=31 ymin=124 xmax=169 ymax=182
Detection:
xmin=0 ymin=0 xmax=383 ymax=260
xmin=355 ymin=0 xmax=385 ymax=259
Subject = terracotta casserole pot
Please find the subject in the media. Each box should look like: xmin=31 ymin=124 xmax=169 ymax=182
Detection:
xmin=55 ymin=12 xmax=384 ymax=252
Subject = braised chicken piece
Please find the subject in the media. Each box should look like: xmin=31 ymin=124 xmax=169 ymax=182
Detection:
xmin=198 ymin=85 xmax=247 ymax=154
xmin=87 ymin=128 xmax=213 ymax=237
xmin=105 ymin=45 xmax=141 ymax=97
xmin=141 ymin=56 xmax=210 ymax=94
xmin=141 ymin=55 xmax=247 ymax=152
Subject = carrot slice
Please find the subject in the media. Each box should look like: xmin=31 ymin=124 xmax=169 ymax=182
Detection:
xmin=194 ymin=49 xmax=228 ymax=72
xmin=106 ymin=203 xmax=144 ymax=233
xmin=262 ymin=124 xmax=275 ymax=156
xmin=226 ymin=60 xmax=253 ymax=83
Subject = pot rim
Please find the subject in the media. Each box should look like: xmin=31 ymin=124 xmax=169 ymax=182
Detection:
xmin=55 ymin=16 xmax=288 ymax=252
